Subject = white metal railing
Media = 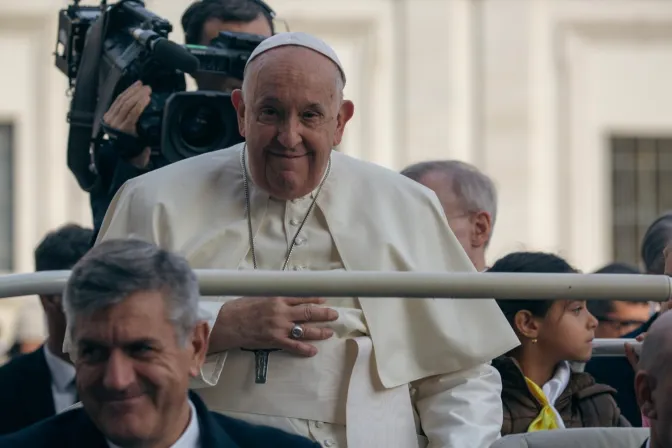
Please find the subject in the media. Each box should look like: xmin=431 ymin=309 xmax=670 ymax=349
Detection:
xmin=0 ymin=270 xmax=670 ymax=300
xmin=0 ymin=270 xmax=657 ymax=356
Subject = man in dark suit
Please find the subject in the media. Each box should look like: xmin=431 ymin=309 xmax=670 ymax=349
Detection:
xmin=0 ymin=224 xmax=93 ymax=435
xmin=0 ymin=239 xmax=318 ymax=447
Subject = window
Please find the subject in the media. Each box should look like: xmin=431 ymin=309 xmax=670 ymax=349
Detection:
xmin=611 ymin=136 xmax=672 ymax=267
xmin=0 ymin=124 xmax=13 ymax=271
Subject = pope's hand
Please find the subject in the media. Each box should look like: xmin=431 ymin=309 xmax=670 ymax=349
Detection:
xmin=208 ymin=297 xmax=339 ymax=356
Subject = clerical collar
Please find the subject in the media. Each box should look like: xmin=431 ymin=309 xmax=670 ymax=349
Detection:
xmin=106 ymin=400 xmax=200 ymax=448
xmin=243 ymin=147 xmax=329 ymax=201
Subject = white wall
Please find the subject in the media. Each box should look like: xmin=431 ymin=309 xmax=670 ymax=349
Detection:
xmin=0 ymin=0 xmax=671 ymax=277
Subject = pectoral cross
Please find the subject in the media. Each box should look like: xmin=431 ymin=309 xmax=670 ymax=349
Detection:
xmin=241 ymin=348 xmax=280 ymax=384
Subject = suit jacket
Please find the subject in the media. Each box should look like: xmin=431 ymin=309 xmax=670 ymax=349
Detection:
xmin=585 ymin=313 xmax=658 ymax=427
xmin=0 ymin=391 xmax=320 ymax=447
xmin=0 ymin=346 xmax=56 ymax=435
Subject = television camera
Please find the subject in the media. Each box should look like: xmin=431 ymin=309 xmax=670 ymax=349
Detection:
xmin=54 ymin=0 xmax=267 ymax=191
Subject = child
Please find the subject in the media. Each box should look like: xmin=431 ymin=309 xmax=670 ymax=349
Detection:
xmin=487 ymin=252 xmax=630 ymax=435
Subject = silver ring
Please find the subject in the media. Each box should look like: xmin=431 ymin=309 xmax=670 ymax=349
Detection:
xmin=290 ymin=324 xmax=305 ymax=340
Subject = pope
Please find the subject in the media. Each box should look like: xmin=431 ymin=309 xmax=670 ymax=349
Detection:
xmin=88 ymin=31 xmax=519 ymax=447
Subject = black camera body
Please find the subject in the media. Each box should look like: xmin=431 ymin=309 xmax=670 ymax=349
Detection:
xmin=54 ymin=0 xmax=264 ymax=190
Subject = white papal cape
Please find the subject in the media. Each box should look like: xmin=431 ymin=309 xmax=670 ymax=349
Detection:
xmin=93 ymin=143 xmax=519 ymax=447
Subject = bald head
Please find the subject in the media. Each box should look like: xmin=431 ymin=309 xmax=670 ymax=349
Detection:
xmin=636 ymin=311 xmax=672 ymax=447
xmin=639 ymin=311 xmax=672 ymax=377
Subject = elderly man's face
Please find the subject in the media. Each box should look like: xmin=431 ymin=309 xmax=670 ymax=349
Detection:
xmin=73 ymin=291 xmax=207 ymax=446
xmin=232 ymin=46 xmax=355 ymax=200
xmin=418 ymin=172 xmax=492 ymax=264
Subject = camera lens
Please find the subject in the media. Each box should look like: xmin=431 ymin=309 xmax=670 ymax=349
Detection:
xmin=178 ymin=104 xmax=222 ymax=152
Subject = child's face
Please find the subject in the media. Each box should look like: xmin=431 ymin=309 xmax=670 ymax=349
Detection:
xmin=538 ymin=300 xmax=598 ymax=362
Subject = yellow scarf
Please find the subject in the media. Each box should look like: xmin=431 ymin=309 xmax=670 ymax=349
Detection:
xmin=525 ymin=377 xmax=560 ymax=432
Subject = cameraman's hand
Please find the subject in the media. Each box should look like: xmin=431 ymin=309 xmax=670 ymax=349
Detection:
xmin=103 ymin=81 xmax=151 ymax=137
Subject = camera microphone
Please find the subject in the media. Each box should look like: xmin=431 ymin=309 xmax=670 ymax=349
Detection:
xmin=131 ymin=28 xmax=199 ymax=74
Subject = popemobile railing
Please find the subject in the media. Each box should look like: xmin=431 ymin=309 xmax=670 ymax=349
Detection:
xmin=1 ymin=270 xmax=669 ymax=357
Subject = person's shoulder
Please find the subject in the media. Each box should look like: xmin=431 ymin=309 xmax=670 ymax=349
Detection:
xmin=210 ymin=412 xmax=320 ymax=447
xmin=125 ymin=143 xmax=243 ymax=191
xmin=119 ymin=143 xmax=244 ymax=202
xmin=331 ymin=151 xmax=440 ymax=207
xmin=571 ymin=371 xmax=615 ymax=395
xmin=0 ymin=408 xmax=84 ymax=447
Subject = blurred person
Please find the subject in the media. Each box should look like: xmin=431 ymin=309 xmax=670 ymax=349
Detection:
xmin=91 ymin=0 xmax=275 ymax=236
xmin=401 ymin=160 xmax=496 ymax=272
xmin=586 ymin=213 xmax=672 ymax=426
xmin=86 ymin=32 xmax=520 ymax=447
xmin=0 ymin=296 xmax=46 ymax=363
xmin=488 ymin=252 xmax=630 ymax=435
xmin=0 ymin=224 xmax=92 ymax=435
xmin=633 ymin=311 xmax=672 ymax=448
xmin=588 ymin=263 xmax=650 ymax=339
xmin=0 ymin=239 xmax=319 ymax=448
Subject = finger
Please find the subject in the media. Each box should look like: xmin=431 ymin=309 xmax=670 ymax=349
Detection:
xmin=110 ymin=81 xmax=142 ymax=113
xmin=296 ymin=324 xmax=335 ymax=341
xmin=116 ymin=86 xmax=150 ymax=122
xmin=278 ymin=339 xmax=318 ymax=357
xmin=121 ymin=94 xmax=151 ymax=134
xmin=624 ymin=344 xmax=639 ymax=370
xmin=283 ymin=297 xmax=326 ymax=306
xmin=636 ymin=332 xmax=647 ymax=342
xmin=288 ymin=305 xmax=339 ymax=323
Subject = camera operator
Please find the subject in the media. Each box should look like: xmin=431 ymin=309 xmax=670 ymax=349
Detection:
xmin=91 ymin=0 xmax=274 ymax=235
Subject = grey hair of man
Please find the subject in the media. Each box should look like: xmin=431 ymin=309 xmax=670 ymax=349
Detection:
xmin=401 ymin=160 xmax=498 ymax=240
xmin=63 ymin=239 xmax=201 ymax=346
xmin=241 ymin=47 xmax=345 ymax=105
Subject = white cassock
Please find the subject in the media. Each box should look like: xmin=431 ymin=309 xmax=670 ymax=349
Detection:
xmin=89 ymin=143 xmax=519 ymax=448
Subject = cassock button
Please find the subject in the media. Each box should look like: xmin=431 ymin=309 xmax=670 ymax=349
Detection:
xmin=323 ymin=440 xmax=335 ymax=447
xmin=290 ymin=219 xmax=299 ymax=226
xmin=295 ymin=238 xmax=305 ymax=246
xmin=315 ymin=421 xmax=324 ymax=428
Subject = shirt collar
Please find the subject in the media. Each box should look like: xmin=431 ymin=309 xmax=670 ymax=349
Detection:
xmin=43 ymin=343 xmax=76 ymax=392
xmin=107 ymin=399 xmax=200 ymax=448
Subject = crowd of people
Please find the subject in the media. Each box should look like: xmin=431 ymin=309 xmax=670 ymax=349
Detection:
xmin=0 ymin=0 xmax=670 ymax=447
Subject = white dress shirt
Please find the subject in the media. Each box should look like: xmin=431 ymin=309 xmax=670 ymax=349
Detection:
xmin=43 ymin=344 xmax=77 ymax=413
xmin=107 ymin=400 xmax=200 ymax=448
xmin=540 ymin=361 xmax=572 ymax=429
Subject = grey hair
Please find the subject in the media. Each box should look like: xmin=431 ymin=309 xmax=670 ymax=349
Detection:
xmin=401 ymin=160 xmax=498 ymax=228
xmin=63 ymin=239 xmax=200 ymax=345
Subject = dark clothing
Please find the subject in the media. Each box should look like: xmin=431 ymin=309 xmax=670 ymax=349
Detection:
xmin=0 ymin=346 xmax=56 ymax=435
xmin=0 ymin=391 xmax=320 ymax=448
xmin=493 ymin=356 xmax=630 ymax=436
xmin=585 ymin=312 xmax=658 ymax=427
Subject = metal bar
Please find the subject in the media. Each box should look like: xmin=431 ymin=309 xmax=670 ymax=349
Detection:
xmin=0 ymin=270 xmax=670 ymax=301
xmin=591 ymin=338 xmax=640 ymax=357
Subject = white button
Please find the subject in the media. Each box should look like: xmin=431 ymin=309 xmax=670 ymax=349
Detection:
xmin=290 ymin=219 xmax=299 ymax=226
xmin=292 ymin=266 xmax=304 ymax=271
xmin=323 ymin=440 xmax=335 ymax=447
xmin=295 ymin=238 xmax=305 ymax=246
xmin=315 ymin=421 xmax=324 ymax=428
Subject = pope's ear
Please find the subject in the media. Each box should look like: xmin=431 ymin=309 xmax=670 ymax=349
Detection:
xmin=231 ymin=89 xmax=246 ymax=137
xmin=333 ymin=100 xmax=354 ymax=147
